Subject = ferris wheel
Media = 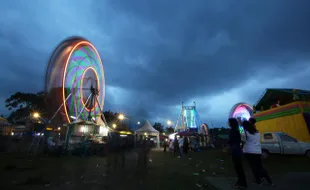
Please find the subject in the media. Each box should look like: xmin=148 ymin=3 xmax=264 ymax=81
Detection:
xmin=45 ymin=37 xmax=105 ymax=124
xmin=229 ymin=102 xmax=253 ymax=121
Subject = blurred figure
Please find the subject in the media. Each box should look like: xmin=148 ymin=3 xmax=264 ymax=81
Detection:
xmin=183 ymin=136 xmax=189 ymax=155
xmin=107 ymin=133 xmax=121 ymax=172
xmin=179 ymin=135 xmax=184 ymax=156
xmin=169 ymin=139 xmax=173 ymax=152
xmin=242 ymin=121 xmax=273 ymax=186
xmin=163 ymin=139 xmax=168 ymax=152
xmin=173 ymin=136 xmax=180 ymax=157
xmin=137 ymin=138 xmax=150 ymax=170
xmin=249 ymin=118 xmax=257 ymax=129
xmin=228 ymin=118 xmax=247 ymax=189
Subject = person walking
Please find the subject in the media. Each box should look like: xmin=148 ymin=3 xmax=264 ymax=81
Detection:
xmin=183 ymin=136 xmax=189 ymax=155
xmin=179 ymin=135 xmax=184 ymax=156
xmin=173 ymin=136 xmax=180 ymax=157
xmin=228 ymin=118 xmax=247 ymax=189
xmin=163 ymin=139 xmax=168 ymax=152
xmin=242 ymin=120 xmax=273 ymax=186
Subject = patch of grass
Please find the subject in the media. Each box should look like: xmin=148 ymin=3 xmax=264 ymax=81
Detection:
xmin=0 ymin=149 xmax=309 ymax=190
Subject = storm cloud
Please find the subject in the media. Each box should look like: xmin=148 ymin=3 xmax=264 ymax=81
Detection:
xmin=1 ymin=0 xmax=310 ymax=127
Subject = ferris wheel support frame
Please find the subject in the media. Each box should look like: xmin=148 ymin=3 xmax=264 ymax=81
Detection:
xmin=75 ymin=93 xmax=92 ymax=121
xmin=49 ymin=93 xmax=72 ymax=123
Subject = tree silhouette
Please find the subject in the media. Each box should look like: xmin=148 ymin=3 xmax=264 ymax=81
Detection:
xmin=5 ymin=92 xmax=46 ymax=124
xmin=102 ymin=111 xmax=130 ymax=131
xmin=153 ymin=122 xmax=164 ymax=133
xmin=165 ymin=127 xmax=175 ymax=134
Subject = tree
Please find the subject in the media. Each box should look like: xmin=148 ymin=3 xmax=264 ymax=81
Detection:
xmin=5 ymin=92 xmax=47 ymax=124
xmin=153 ymin=122 xmax=164 ymax=133
xmin=165 ymin=127 xmax=175 ymax=134
xmin=102 ymin=111 xmax=130 ymax=131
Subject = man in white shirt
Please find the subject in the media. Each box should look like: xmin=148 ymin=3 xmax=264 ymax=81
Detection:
xmin=178 ymin=136 xmax=184 ymax=156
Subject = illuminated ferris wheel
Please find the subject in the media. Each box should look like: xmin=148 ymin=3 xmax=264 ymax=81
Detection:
xmin=45 ymin=37 xmax=105 ymax=124
xmin=229 ymin=102 xmax=253 ymax=121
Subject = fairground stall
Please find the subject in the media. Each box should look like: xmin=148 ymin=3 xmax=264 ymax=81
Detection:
xmin=63 ymin=120 xmax=108 ymax=151
xmin=253 ymin=88 xmax=310 ymax=142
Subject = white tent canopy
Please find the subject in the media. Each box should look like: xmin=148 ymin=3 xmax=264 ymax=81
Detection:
xmin=135 ymin=120 xmax=159 ymax=136
xmin=135 ymin=120 xmax=160 ymax=148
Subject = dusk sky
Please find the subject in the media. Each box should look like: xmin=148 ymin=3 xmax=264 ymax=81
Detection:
xmin=1 ymin=0 xmax=310 ymax=127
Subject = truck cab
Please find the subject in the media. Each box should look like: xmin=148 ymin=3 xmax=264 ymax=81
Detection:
xmin=261 ymin=132 xmax=310 ymax=158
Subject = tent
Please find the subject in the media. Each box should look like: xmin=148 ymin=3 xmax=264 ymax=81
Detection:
xmin=135 ymin=120 xmax=160 ymax=148
xmin=178 ymin=131 xmax=195 ymax=136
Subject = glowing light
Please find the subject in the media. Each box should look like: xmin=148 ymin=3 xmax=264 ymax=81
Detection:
xmin=233 ymin=105 xmax=251 ymax=120
xmin=57 ymin=127 xmax=61 ymax=130
xmin=33 ymin=112 xmax=40 ymax=118
xmin=112 ymin=124 xmax=117 ymax=128
xmin=119 ymin=131 xmax=132 ymax=135
xmin=167 ymin=120 xmax=172 ymax=125
xmin=169 ymin=133 xmax=177 ymax=140
xmin=137 ymin=121 xmax=140 ymax=125
xmin=80 ymin=126 xmax=88 ymax=133
xmin=80 ymin=67 xmax=100 ymax=112
xmin=61 ymin=40 xmax=105 ymax=123
xmin=118 ymin=114 xmax=125 ymax=120
xmin=144 ymin=132 xmax=147 ymax=136
xmin=99 ymin=126 xmax=108 ymax=136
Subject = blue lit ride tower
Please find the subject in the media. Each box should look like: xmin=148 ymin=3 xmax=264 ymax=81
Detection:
xmin=174 ymin=102 xmax=202 ymax=133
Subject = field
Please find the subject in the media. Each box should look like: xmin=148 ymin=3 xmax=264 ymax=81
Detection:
xmin=0 ymin=148 xmax=310 ymax=190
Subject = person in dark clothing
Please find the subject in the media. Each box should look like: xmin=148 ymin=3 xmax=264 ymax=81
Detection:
xmin=242 ymin=120 xmax=273 ymax=185
xmin=173 ymin=136 xmax=180 ymax=157
xmin=163 ymin=139 xmax=168 ymax=152
xmin=183 ymin=136 xmax=189 ymax=155
xmin=249 ymin=117 xmax=257 ymax=129
xmin=228 ymin=118 xmax=247 ymax=189
xmin=137 ymin=138 xmax=150 ymax=170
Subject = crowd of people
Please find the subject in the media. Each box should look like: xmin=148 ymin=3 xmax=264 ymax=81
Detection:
xmin=163 ymin=134 xmax=209 ymax=157
xmin=228 ymin=117 xmax=274 ymax=189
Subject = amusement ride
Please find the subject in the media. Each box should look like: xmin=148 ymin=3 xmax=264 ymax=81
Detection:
xmin=45 ymin=36 xmax=106 ymax=125
xmin=173 ymin=102 xmax=209 ymax=136
xmin=229 ymin=102 xmax=254 ymax=133
xmin=29 ymin=37 xmax=108 ymax=155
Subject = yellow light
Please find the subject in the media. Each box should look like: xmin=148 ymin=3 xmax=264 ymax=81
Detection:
xmin=163 ymin=133 xmax=166 ymax=135
xmin=112 ymin=124 xmax=117 ymax=128
xmin=119 ymin=131 xmax=133 ymax=135
xmin=118 ymin=114 xmax=125 ymax=120
xmin=33 ymin=112 xmax=40 ymax=118
xmin=144 ymin=132 xmax=147 ymax=136
xmin=57 ymin=127 xmax=61 ymax=130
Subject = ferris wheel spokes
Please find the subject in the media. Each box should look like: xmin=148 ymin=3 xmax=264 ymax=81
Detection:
xmin=75 ymin=93 xmax=93 ymax=121
xmin=95 ymin=95 xmax=108 ymax=126
xmin=49 ymin=93 xmax=72 ymax=123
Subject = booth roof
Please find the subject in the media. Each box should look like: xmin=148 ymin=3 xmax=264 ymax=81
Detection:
xmin=255 ymin=88 xmax=310 ymax=110
xmin=63 ymin=119 xmax=99 ymax=126
xmin=135 ymin=120 xmax=159 ymax=134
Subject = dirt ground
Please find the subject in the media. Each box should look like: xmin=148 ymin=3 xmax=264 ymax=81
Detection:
xmin=0 ymin=148 xmax=310 ymax=190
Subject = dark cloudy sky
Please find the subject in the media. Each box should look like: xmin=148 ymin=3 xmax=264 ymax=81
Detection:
xmin=1 ymin=0 xmax=310 ymax=127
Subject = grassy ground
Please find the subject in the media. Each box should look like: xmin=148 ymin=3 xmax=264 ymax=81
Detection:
xmin=0 ymin=149 xmax=310 ymax=190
